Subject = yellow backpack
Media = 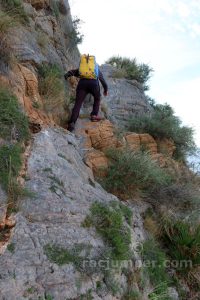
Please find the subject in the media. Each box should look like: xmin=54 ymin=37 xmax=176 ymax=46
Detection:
xmin=79 ymin=54 xmax=99 ymax=79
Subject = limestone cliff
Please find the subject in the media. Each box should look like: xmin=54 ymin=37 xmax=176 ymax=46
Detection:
xmin=0 ymin=1 xmax=198 ymax=300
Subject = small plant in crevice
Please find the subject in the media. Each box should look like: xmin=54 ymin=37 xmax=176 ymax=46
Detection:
xmin=7 ymin=242 xmax=15 ymax=253
xmin=84 ymin=201 xmax=132 ymax=261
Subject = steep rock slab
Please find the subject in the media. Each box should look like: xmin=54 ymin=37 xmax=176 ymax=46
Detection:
xmin=81 ymin=64 xmax=152 ymax=128
xmin=0 ymin=128 xmax=148 ymax=299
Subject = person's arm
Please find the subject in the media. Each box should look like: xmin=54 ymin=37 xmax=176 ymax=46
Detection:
xmin=64 ymin=69 xmax=79 ymax=80
xmin=99 ymin=70 xmax=108 ymax=95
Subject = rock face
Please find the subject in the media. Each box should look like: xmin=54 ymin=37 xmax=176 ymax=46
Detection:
xmin=0 ymin=128 xmax=149 ymax=299
xmin=0 ymin=0 xmax=79 ymax=127
xmin=74 ymin=119 xmax=176 ymax=176
xmin=81 ymin=64 xmax=152 ymax=129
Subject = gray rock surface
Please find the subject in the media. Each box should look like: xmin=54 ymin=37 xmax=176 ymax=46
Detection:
xmin=5 ymin=0 xmax=79 ymax=73
xmin=81 ymin=64 xmax=152 ymax=128
xmin=0 ymin=128 xmax=148 ymax=300
xmin=100 ymin=64 xmax=152 ymax=128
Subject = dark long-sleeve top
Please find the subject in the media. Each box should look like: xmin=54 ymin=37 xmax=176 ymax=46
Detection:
xmin=64 ymin=68 xmax=108 ymax=93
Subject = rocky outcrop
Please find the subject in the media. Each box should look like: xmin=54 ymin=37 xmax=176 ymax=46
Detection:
xmin=0 ymin=128 xmax=150 ymax=299
xmin=0 ymin=0 xmax=79 ymax=127
xmin=81 ymin=64 xmax=152 ymax=129
xmin=75 ymin=119 xmax=176 ymax=175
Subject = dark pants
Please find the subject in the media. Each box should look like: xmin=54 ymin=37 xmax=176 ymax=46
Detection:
xmin=69 ymin=79 xmax=101 ymax=124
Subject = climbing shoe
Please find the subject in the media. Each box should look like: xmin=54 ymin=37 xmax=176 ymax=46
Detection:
xmin=68 ymin=122 xmax=75 ymax=132
xmin=91 ymin=115 xmax=102 ymax=122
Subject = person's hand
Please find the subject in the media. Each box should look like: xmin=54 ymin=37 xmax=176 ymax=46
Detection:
xmin=103 ymin=91 xmax=108 ymax=96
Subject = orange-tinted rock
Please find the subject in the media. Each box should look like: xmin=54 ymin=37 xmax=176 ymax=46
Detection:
xmin=139 ymin=134 xmax=158 ymax=154
xmin=84 ymin=149 xmax=108 ymax=175
xmin=78 ymin=120 xmax=119 ymax=151
xmin=125 ymin=132 xmax=140 ymax=151
xmin=29 ymin=0 xmax=50 ymax=9
xmin=156 ymin=138 xmax=176 ymax=157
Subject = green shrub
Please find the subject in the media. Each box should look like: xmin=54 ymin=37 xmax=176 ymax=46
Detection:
xmin=0 ymin=144 xmax=22 ymax=189
xmin=0 ymin=0 xmax=29 ymax=24
xmin=141 ymin=239 xmax=172 ymax=300
xmin=129 ymin=103 xmax=196 ymax=161
xmin=150 ymin=182 xmax=200 ymax=211
xmin=44 ymin=243 xmax=96 ymax=275
xmin=50 ymin=0 xmax=59 ymax=18
xmin=122 ymin=290 xmax=141 ymax=300
xmin=38 ymin=63 xmax=66 ymax=112
xmin=0 ymin=87 xmax=30 ymax=142
xmin=0 ymin=11 xmax=16 ymax=33
xmin=102 ymin=148 xmax=171 ymax=198
xmin=161 ymin=218 xmax=200 ymax=272
xmin=86 ymin=201 xmax=132 ymax=260
xmin=68 ymin=17 xmax=84 ymax=47
xmin=106 ymin=56 xmax=153 ymax=90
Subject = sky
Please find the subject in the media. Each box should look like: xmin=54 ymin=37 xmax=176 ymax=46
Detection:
xmin=69 ymin=0 xmax=200 ymax=147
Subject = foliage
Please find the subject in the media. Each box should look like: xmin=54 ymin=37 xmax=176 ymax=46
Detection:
xmin=0 ymin=11 xmax=16 ymax=34
xmin=0 ymin=87 xmax=29 ymax=142
xmin=7 ymin=242 xmax=15 ymax=253
xmin=44 ymin=244 xmax=80 ymax=266
xmin=0 ymin=144 xmax=22 ymax=190
xmin=86 ymin=201 xmax=132 ymax=260
xmin=141 ymin=239 xmax=172 ymax=300
xmin=68 ymin=17 xmax=84 ymax=47
xmin=50 ymin=0 xmax=59 ymax=18
xmin=161 ymin=217 xmax=200 ymax=272
xmin=129 ymin=103 xmax=196 ymax=161
xmin=122 ymin=290 xmax=141 ymax=300
xmin=44 ymin=243 xmax=93 ymax=271
xmin=102 ymin=148 xmax=171 ymax=198
xmin=106 ymin=56 xmax=153 ymax=90
xmin=38 ymin=63 xmax=66 ymax=112
xmin=0 ymin=0 xmax=29 ymax=24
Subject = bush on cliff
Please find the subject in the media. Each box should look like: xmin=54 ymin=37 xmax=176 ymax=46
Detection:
xmin=0 ymin=0 xmax=28 ymax=24
xmin=102 ymin=148 xmax=172 ymax=198
xmin=84 ymin=201 xmax=132 ymax=260
xmin=0 ymin=87 xmax=29 ymax=142
xmin=106 ymin=56 xmax=153 ymax=90
xmin=129 ymin=103 xmax=196 ymax=161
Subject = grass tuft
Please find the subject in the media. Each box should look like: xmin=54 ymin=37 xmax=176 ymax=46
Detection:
xmin=0 ymin=0 xmax=29 ymax=24
xmin=102 ymin=148 xmax=172 ymax=198
xmin=38 ymin=63 xmax=66 ymax=113
xmin=0 ymin=87 xmax=30 ymax=142
xmin=106 ymin=56 xmax=153 ymax=90
xmin=86 ymin=201 xmax=132 ymax=260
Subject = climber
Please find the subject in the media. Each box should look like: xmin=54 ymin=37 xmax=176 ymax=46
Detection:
xmin=64 ymin=54 xmax=108 ymax=132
